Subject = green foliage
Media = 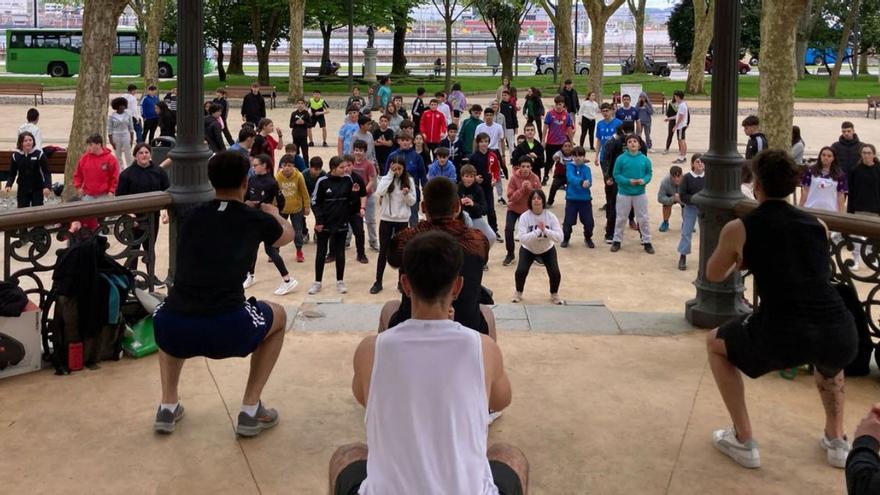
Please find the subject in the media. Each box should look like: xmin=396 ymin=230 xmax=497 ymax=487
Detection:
xmin=666 ymin=0 xmax=760 ymax=64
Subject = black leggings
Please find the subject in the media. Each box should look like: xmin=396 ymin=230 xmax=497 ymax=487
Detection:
xmin=143 ymin=118 xmax=159 ymax=143
xmin=293 ymin=135 xmax=309 ymax=165
xmin=665 ymin=119 xmax=676 ymax=152
xmin=515 ymin=246 xmax=561 ymax=294
xmin=580 ymin=117 xmax=596 ymax=149
xmin=375 ymin=220 xmax=408 ymax=284
xmin=504 ymin=210 xmax=521 ymax=257
xmin=315 ymin=230 xmax=346 ymax=282
xmin=348 ymin=214 xmax=366 ymax=257
xmin=544 ymin=144 xmax=562 ymax=180
xmin=548 ymin=175 xmax=566 ymax=204
xmin=250 ymin=242 xmax=289 ymax=278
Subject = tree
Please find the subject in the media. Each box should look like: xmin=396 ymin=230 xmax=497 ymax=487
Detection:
xmin=758 ymin=0 xmax=809 ymax=151
xmin=796 ymin=0 xmax=825 ymax=79
xmin=305 ymin=0 xmax=384 ymax=76
xmin=250 ymin=0 xmax=289 ymax=85
xmin=387 ymin=0 xmax=420 ymax=75
xmin=64 ymin=0 xmax=130 ymax=195
xmin=626 ymin=0 xmax=646 ymax=73
xmin=289 ymin=0 xmax=306 ymax=99
xmin=583 ymin=0 xmax=626 ymax=99
xmin=128 ymin=0 xmax=167 ymax=87
xmin=473 ymin=0 xmax=531 ymax=80
xmin=828 ymin=0 xmax=860 ymax=96
xmin=685 ymin=0 xmax=713 ymax=95
xmin=204 ymin=0 xmax=249 ymax=82
xmin=667 ymin=1 xmax=694 ymax=65
xmin=431 ymin=0 xmax=468 ymax=90
xmin=537 ymin=0 xmax=574 ymax=83
xmin=227 ymin=42 xmax=245 ymax=75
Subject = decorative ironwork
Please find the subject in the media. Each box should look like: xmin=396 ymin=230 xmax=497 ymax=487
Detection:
xmin=4 ymin=212 xmax=163 ymax=310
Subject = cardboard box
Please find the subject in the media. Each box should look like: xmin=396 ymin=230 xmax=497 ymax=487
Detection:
xmin=0 ymin=301 xmax=42 ymax=380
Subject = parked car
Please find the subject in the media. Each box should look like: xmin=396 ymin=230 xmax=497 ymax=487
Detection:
xmin=705 ymin=56 xmax=751 ymax=75
xmin=620 ymin=55 xmax=671 ymax=76
xmin=805 ymin=47 xmax=853 ymax=66
xmin=534 ymin=55 xmax=590 ymax=76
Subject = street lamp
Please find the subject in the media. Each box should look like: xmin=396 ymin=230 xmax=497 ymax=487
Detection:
xmin=348 ymin=0 xmax=354 ymax=92
xmin=33 ymin=0 xmax=38 ymax=28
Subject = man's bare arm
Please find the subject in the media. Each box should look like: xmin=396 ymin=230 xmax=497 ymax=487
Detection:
xmin=351 ymin=335 xmax=377 ymax=408
xmin=706 ymin=219 xmax=746 ymax=282
xmin=482 ymin=335 xmax=512 ymax=412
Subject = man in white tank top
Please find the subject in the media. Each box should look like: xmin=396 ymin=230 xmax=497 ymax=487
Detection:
xmin=329 ymin=231 xmax=529 ymax=495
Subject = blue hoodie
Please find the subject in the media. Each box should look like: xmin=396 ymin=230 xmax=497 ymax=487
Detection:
xmin=565 ymin=162 xmax=592 ymax=201
xmin=427 ymin=159 xmax=457 ymax=182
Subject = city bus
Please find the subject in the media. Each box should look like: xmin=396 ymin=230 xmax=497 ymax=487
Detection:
xmin=5 ymin=28 xmax=213 ymax=78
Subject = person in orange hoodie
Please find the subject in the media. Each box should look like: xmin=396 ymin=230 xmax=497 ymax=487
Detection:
xmin=418 ymin=98 xmax=447 ymax=154
xmin=74 ymin=134 xmax=119 ymax=200
xmin=502 ymin=155 xmax=542 ymax=266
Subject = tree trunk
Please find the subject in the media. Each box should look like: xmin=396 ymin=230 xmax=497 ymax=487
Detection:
xmin=685 ymin=0 xmax=714 ymax=95
xmin=289 ymin=0 xmax=305 ymax=101
xmin=391 ymin=18 xmax=408 ymax=75
xmin=227 ymin=40 xmax=244 ymax=75
xmin=142 ymin=0 xmax=166 ymax=88
xmin=759 ymin=0 xmax=809 ymax=150
xmin=585 ymin=0 xmax=625 ymax=100
xmin=795 ymin=0 xmax=812 ymax=79
xmin=320 ymin=24 xmax=333 ymax=75
xmin=256 ymin=46 xmax=270 ymax=85
xmin=215 ymin=42 xmax=227 ymax=81
xmin=65 ymin=0 xmax=129 ymax=197
xmin=828 ymin=0 xmax=859 ymax=97
xmin=629 ymin=0 xmax=646 ymax=73
xmin=859 ymin=51 xmax=869 ymax=75
xmin=445 ymin=17 xmax=453 ymax=90
xmin=556 ymin=0 xmax=574 ymax=84
xmin=500 ymin=45 xmax=515 ymax=80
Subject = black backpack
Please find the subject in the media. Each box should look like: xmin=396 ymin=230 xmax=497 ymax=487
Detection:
xmin=838 ymin=282 xmax=877 ymax=376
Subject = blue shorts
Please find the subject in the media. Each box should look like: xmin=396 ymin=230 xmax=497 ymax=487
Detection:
xmin=154 ymin=298 xmax=275 ymax=359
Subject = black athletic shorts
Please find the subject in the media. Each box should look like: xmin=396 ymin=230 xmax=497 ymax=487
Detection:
xmin=154 ymin=297 xmax=274 ymax=359
xmin=311 ymin=114 xmax=327 ymax=128
xmin=676 ymin=127 xmax=687 ymax=140
xmin=334 ymin=460 xmax=523 ymax=495
xmin=716 ymin=309 xmax=857 ymax=379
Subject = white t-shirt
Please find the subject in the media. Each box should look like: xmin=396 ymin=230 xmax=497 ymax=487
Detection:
xmin=123 ymin=93 xmax=141 ymax=120
xmin=475 ymin=122 xmax=505 ymax=151
xmin=675 ymin=101 xmax=689 ymax=130
xmin=438 ymin=102 xmax=453 ymax=126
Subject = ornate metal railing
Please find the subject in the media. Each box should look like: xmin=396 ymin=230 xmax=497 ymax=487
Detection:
xmin=735 ymin=200 xmax=880 ymax=338
xmin=0 ymin=192 xmax=172 ymax=311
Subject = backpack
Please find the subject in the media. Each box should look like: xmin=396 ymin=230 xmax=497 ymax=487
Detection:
xmin=42 ymin=237 xmax=134 ymax=374
xmin=837 ymin=282 xmax=877 ymax=376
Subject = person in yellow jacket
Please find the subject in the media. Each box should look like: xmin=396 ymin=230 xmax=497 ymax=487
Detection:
xmin=276 ymin=154 xmax=311 ymax=263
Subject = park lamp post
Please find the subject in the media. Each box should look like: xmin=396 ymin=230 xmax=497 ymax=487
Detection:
xmin=166 ymin=0 xmax=215 ymax=283
xmin=685 ymin=0 xmax=751 ymax=328
xmin=548 ymin=0 xmax=558 ymax=84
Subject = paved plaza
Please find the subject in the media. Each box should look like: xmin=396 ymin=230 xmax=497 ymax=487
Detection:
xmin=1 ymin=95 xmax=879 ymax=493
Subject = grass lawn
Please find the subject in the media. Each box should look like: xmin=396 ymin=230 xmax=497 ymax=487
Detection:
xmin=5 ymin=72 xmax=878 ymax=100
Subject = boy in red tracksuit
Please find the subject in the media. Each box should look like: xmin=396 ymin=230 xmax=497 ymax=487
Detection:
xmin=419 ymin=99 xmax=447 ymax=153
xmin=74 ymin=134 xmax=119 ymax=199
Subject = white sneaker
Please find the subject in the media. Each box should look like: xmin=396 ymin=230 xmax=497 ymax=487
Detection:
xmin=550 ymin=293 xmax=564 ymax=305
xmin=336 ymin=281 xmax=347 ymax=294
xmin=307 ymin=282 xmax=322 ymax=294
xmin=273 ymin=279 xmax=299 ymax=296
xmin=712 ymin=427 xmax=761 ymax=468
xmin=242 ymin=273 xmax=256 ymax=289
xmin=820 ymin=435 xmax=850 ymax=469
xmin=511 ymin=292 xmax=522 ymax=303
xmin=488 ymin=410 xmax=503 ymax=425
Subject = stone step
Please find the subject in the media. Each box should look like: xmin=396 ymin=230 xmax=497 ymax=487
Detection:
xmin=283 ymin=301 xmax=697 ymax=336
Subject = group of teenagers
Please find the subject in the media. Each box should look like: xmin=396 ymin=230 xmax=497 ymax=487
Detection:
xmin=146 ymin=148 xmax=880 ymax=495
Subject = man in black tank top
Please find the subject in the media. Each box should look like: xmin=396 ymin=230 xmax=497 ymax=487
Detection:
xmin=704 ymin=150 xmax=858 ymax=470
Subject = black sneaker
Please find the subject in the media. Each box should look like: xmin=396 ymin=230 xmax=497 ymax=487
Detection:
xmin=495 ymin=233 xmax=503 ymax=243
xmin=325 ymin=254 xmax=336 ymax=263
xmin=323 ymin=141 xmax=328 ymax=147
xmin=154 ymin=404 xmax=185 ymax=434
xmin=369 ymin=282 xmax=383 ymax=294
xmin=535 ymin=258 xmax=544 ymax=266
xmin=599 ymin=204 xmax=607 ymax=211
xmin=498 ymin=198 xmax=507 ymax=206
xmin=541 ymin=177 xmax=548 ymax=186
xmin=236 ymin=401 xmax=279 ymax=437
xmin=357 ymin=254 xmax=369 ymax=264
xmin=308 ymin=141 xmax=315 ymax=147
xmin=585 ymin=239 xmax=595 ymax=249
xmin=643 ymin=243 xmax=655 ymax=254
xmin=604 ymin=234 xmax=613 ymax=244
xmin=610 ymin=242 xmax=621 ymax=252
xmin=502 ymin=255 xmax=515 ymax=266
xmin=560 ymin=240 xmax=569 ymax=248
xmin=678 ymin=255 xmax=687 ymax=270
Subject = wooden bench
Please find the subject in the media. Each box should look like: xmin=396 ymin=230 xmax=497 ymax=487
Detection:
xmin=868 ymin=96 xmax=879 ymax=119
xmin=0 ymin=150 xmax=67 ymax=174
xmin=304 ymin=66 xmax=340 ymax=77
xmin=0 ymin=83 xmax=44 ymax=106
xmin=647 ymin=91 xmax=667 ymax=110
xmin=223 ymin=85 xmax=277 ymax=109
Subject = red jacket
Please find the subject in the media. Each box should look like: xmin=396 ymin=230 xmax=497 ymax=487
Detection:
xmin=506 ymin=170 xmax=542 ymax=214
xmin=74 ymin=147 xmax=119 ymax=197
xmin=419 ymin=109 xmax=447 ymax=144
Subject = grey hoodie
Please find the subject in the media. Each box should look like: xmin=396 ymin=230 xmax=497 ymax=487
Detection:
xmin=637 ymin=92 xmax=654 ymax=124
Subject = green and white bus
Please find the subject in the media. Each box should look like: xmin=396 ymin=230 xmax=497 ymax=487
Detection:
xmin=5 ymin=28 xmax=213 ymax=78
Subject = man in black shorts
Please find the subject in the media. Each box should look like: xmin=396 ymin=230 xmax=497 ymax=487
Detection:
xmin=152 ymin=151 xmax=293 ymax=437
xmin=705 ymin=150 xmax=858 ymax=469
xmin=377 ymin=177 xmax=496 ymax=339
xmin=329 ymin=231 xmax=528 ymax=494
